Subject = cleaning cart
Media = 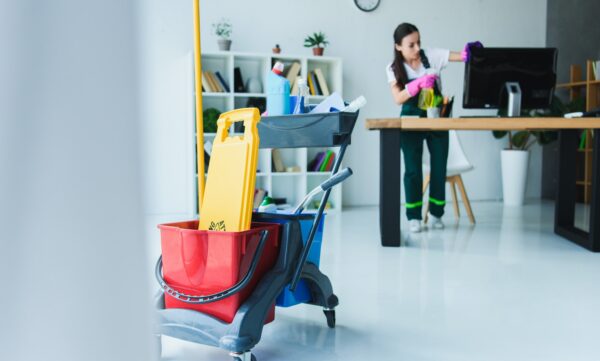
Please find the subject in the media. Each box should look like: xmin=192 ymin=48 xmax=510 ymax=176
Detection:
xmin=154 ymin=110 xmax=358 ymax=361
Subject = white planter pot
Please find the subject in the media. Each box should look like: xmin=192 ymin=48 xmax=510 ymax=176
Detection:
xmin=217 ymin=39 xmax=231 ymax=51
xmin=501 ymin=149 xmax=530 ymax=206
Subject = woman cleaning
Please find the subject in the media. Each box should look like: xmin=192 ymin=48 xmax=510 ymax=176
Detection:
xmin=386 ymin=22 xmax=481 ymax=233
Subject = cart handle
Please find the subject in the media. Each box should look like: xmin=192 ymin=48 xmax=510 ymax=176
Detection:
xmin=155 ymin=229 xmax=269 ymax=304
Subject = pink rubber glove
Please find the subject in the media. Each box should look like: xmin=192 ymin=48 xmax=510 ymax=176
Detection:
xmin=405 ymin=74 xmax=438 ymax=97
xmin=461 ymin=41 xmax=483 ymax=62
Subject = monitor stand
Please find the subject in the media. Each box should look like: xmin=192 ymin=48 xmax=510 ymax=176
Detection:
xmin=505 ymin=82 xmax=522 ymax=117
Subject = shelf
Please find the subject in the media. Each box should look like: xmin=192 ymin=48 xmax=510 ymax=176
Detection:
xmin=557 ymin=80 xmax=600 ymax=88
xmin=202 ymin=92 xmax=230 ymax=97
xmin=576 ymin=181 xmax=592 ymax=186
xmin=233 ymin=93 xmax=266 ymax=98
xmin=271 ymin=172 xmax=304 ymax=176
xmin=577 ymin=148 xmax=593 ymax=153
xmin=192 ymin=51 xmax=343 ymax=213
xmin=557 ymin=81 xmax=587 ymax=88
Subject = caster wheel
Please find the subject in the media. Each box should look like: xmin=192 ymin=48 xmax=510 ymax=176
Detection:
xmin=231 ymin=353 xmax=256 ymax=361
xmin=323 ymin=309 xmax=336 ymax=328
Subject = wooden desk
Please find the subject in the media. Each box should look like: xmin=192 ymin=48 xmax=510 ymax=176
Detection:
xmin=366 ymin=117 xmax=600 ymax=251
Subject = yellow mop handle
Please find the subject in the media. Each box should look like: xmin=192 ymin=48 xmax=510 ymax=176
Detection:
xmin=193 ymin=0 xmax=205 ymax=213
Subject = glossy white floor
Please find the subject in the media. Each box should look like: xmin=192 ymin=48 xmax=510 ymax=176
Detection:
xmin=159 ymin=201 xmax=600 ymax=361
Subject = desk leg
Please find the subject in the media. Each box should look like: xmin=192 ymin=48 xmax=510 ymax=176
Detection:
xmin=380 ymin=130 xmax=401 ymax=247
xmin=590 ymin=132 xmax=599 ymax=251
xmin=555 ymin=130 xmax=600 ymax=252
xmin=555 ymin=130 xmax=577 ymax=230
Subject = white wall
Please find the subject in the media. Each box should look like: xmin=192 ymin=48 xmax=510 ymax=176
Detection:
xmin=0 ymin=1 xmax=154 ymax=360
xmin=141 ymin=0 xmax=548 ymax=209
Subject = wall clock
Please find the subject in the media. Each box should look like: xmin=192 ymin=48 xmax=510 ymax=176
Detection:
xmin=354 ymin=0 xmax=380 ymax=12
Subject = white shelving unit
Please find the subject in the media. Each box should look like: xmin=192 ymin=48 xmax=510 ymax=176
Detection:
xmin=199 ymin=51 xmax=344 ymax=213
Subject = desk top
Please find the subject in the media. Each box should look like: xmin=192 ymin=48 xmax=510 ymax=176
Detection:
xmin=365 ymin=117 xmax=600 ymax=131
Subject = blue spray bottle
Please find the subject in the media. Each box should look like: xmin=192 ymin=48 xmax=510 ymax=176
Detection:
xmin=266 ymin=61 xmax=290 ymax=115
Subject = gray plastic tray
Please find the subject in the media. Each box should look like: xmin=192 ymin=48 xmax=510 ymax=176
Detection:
xmin=258 ymin=111 xmax=358 ymax=149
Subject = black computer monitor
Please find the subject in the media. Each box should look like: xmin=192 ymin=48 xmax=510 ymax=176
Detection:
xmin=463 ymin=47 xmax=558 ymax=114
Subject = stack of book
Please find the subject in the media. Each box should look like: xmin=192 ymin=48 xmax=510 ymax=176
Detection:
xmin=202 ymin=70 xmax=230 ymax=93
xmin=308 ymin=150 xmax=336 ymax=172
xmin=306 ymin=68 xmax=330 ymax=96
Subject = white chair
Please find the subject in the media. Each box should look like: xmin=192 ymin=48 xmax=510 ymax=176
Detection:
xmin=422 ymin=130 xmax=475 ymax=224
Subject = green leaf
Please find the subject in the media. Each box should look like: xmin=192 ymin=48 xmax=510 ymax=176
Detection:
xmin=304 ymin=32 xmax=328 ymax=48
xmin=512 ymin=131 xmax=530 ymax=149
xmin=492 ymin=130 xmax=508 ymax=139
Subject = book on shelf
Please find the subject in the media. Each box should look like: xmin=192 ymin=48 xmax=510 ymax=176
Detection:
xmin=592 ymin=60 xmax=600 ymax=81
xmin=272 ymin=149 xmax=285 ymax=172
xmin=319 ymin=150 xmax=334 ymax=172
xmin=209 ymin=72 xmax=223 ymax=92
xmin=313 ymin=68 xmax=330 ymax=96
xmin=234 ymin=67 xmax=246 ymax=92
xmin=310 ymin=151 xmax=328 ymax=171
xmin=307 ymin=72 xmax=317 ymax=96
xmin=309 ymin=71 xmax=322 ymax=96
xmin=322 ymin=151 xmax=335 ymax=171
xmin=201 ymin=71 xmax=214 ymax=92
xmin=215 ymin=71 xmax=230 ymax=92
xmin=285 ymin=62 xmax=301 ymax=89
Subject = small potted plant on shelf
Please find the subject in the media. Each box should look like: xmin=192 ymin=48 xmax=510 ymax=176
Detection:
xmin=212 ymin=18 xmax=232 ymax=51
xmin=304 ymin=31 xmax=329 ymax=56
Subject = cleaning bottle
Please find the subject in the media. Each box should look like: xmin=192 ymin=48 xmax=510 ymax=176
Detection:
xmin=340 ymin=95 xmax=367 ymax=112
xmin=417 ymin=69 xmax=437 ymax=110
xmin=292 ymin=77 xmax=309 ymax=114
xmin=267 ymin=61 xmax=290 ymax=115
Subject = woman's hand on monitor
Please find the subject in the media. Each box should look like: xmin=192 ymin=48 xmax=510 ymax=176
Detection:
xmin=461 ymin=41 xmax=484 ymax=62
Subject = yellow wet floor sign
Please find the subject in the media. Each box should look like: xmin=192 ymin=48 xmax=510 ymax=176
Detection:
xmin=199 ymin=108 xmax=260 ymax=232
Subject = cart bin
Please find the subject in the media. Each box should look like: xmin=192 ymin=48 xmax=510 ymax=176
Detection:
xmin=252 ymin=213 xmax=324 ymax=307
xmin=258 ymin=112 xmax=357 ymax=148
xmin=158 ymin=220 xmax=280 ymax=323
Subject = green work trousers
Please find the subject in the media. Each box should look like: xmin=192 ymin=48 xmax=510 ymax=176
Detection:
xmin=400 ymin=96 xmax=449 ymax=220
xmin=401 ymin=131 xmax=449 ymax=220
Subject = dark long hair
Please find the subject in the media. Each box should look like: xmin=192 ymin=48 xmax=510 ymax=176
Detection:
xmin=392 ymin=23 xmax=419 ymax=90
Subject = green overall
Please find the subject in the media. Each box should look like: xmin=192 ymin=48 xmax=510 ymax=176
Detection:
xmin=400 ymin=55 xmax=449 ymax=220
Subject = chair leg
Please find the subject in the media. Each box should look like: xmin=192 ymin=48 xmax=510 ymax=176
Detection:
xmin=448 ymin=176 xmax=460 ymax=220
xmin=422 ymin=173 xmax=431 ymax=193
xmin=423 ymin=173 xmax=431 ymax=222
xmin=456 ymin=175 xmax=475 ymax=224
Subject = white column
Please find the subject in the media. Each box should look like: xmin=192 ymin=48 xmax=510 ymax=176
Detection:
xmin=0 ymin=1 xmax=154 ymax=361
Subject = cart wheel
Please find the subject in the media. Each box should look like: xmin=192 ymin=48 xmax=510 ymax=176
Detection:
xmin=231 ymin=352 xmax=256 ymax=361
xmin=323 ymin=309 xmax=336 ymax=328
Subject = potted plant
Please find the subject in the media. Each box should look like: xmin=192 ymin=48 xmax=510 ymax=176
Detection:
xmin=212 ymin=18 xmax=232 ymax=51
xmin=304 ymin=31 xmax=329 ymax=56
xmin=493 ymin=96 xmax=578 ymax=205
xmin=493 ymin=129 xmax=557 ymax=206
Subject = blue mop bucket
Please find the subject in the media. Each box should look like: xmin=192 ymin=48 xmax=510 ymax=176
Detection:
xmin=253 ymin=212 xmax=325 ymax=307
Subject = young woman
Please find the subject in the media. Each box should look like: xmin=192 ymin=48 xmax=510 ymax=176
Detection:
xmin=386 ymin=22 xmax=481 ymax=233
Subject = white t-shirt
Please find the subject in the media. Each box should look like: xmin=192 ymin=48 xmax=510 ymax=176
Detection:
xmin=386 ymin=48 xmax=450 ymax=91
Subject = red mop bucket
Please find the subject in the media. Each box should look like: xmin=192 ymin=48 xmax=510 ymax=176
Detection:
xmin=156 ymin=220 xmax=279 ymax=323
